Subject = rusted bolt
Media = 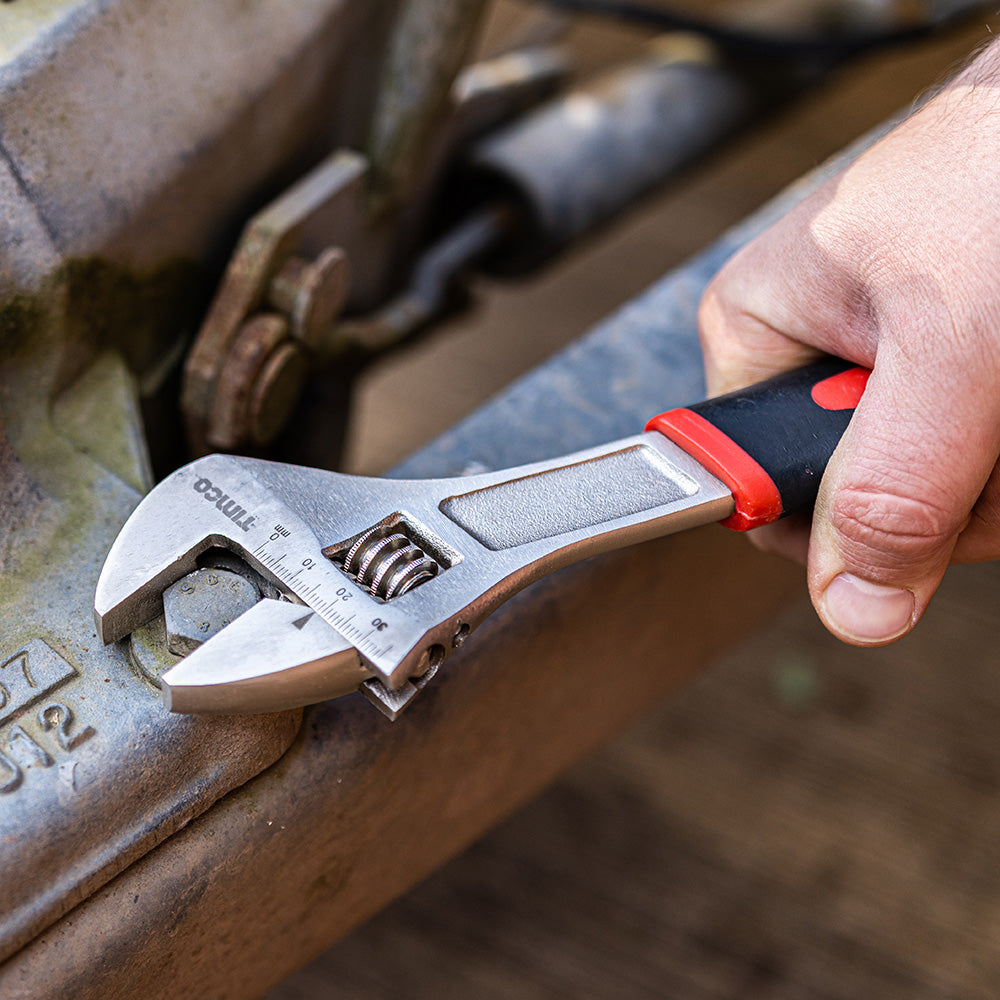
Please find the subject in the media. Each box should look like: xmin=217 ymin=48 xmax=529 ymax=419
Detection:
xmin=209 ymin=313 xmax=289 ymax=449
xmin=266 ymin=247 xmax=350 ymax=348
xmin=248 ymin=339 xmax=308 ymax=447
xmin=209 ymin=313 xmax=309 ymax=450
xmin=207 ymin=246 xmax=349 ymax=450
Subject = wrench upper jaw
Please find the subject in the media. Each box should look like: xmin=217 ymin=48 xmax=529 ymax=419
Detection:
xmin=94 ymin=522 xmax=257 ymax=644
xmin=94 ymin=455 xmax=271 ymax=645
xmin=96 ymin=534 xmax=246 ymax=645
xmin=95 ymin=553 xmax=194 ymax=647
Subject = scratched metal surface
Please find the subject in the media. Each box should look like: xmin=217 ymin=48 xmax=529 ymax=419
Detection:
xmin=0 ymin=0 xmax=398 ymax=965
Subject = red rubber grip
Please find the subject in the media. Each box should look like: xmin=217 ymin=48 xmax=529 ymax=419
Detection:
xmin=811 ymin=367 xmax=870 ymax=410
xmin=646 ymin=359 xmax=868 ymax=531
xmin=646 ymin=407 xmax=782 ymax=531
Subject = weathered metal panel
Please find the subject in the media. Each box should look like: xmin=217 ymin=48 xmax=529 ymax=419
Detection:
xmin=0 ymin=0 xmax=403 ymax=966
xmin=0 ymin=347 xmax=303 ymax=963
xmin=0 ymin=0 xmax=394 ymax=282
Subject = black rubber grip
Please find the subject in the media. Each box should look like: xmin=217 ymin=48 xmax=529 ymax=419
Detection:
xmin=687 ymin=356 xmax=865 ymax=517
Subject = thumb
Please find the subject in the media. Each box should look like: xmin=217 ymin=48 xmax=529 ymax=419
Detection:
xmin=807 ymin=352 xmax=1000 ymax=646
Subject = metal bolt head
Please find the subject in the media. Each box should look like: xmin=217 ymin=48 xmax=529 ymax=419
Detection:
xmin=248 ymin=339 xmax=307 ymax=447
xmin=163 ymin=568 xmax=261 ymax=657
xmin=208 ymin=313 xmax=290 ymax=450
xmin=267 ymin=247 xmax=351 ymax=347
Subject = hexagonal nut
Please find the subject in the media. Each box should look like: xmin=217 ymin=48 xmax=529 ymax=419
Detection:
xmin=163 ymin=568 xmax=261 ymax=657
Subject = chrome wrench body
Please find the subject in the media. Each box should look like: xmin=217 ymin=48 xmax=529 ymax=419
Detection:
xmin=96 ymin=434 xmax=732 ymax=716
xmin=95 ymin=358 xmax=866 ymax=717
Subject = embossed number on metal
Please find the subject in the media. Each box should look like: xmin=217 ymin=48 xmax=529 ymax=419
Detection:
xmin=0 ymin=640 xmax=77 ymax=726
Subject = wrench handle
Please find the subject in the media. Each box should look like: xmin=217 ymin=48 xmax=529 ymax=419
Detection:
xmin=646 ymin=358 xmax=869 ymax=531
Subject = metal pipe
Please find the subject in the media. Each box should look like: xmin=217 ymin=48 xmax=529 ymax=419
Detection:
xmin=466 ymin=34 xmax=759 ymax=272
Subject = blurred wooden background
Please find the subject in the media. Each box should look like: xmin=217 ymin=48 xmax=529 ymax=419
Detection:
xmin=271 ymin=5 xmax=1000 ymax=997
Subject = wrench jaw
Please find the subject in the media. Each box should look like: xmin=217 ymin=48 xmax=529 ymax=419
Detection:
xmin=160 ymin=599 xmax=373 ymax=714
xmin=94 ymin=455 xmax=279 ymax=645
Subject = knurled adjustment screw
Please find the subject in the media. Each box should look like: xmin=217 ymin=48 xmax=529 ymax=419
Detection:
xmin=266 ymin=246 xmax=351 ymax=348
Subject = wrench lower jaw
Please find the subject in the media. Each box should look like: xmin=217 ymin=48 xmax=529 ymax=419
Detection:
xmin=161 ymin=649 xmax=372 ymax=714
xmin=361 ymin=663 xmax=441 ymax=721
xmin=158 ymin=597 xmax=373 ymax=714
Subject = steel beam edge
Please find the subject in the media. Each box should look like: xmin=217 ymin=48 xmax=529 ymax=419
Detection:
xmin=0 ymin=127 xmax=886 ymax=998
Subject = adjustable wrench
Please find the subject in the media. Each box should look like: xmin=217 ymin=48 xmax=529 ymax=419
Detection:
xmin=95 ymin=359 xmax=868 ymax=719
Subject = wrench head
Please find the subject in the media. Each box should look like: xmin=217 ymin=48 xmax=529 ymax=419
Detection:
xmin=96 ymin=451 xmax=460 ymax=693
xmin=94 ymin=455 xmax=282 ymax=644
xmin=96 ymin=432 xmax=731 ymax=717
xmin=96 ymin=454 xmax=386 ymax=713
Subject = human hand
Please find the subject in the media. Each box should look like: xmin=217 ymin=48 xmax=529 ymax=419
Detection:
xmin=698 ymin=40 xmax=1000 ymax=646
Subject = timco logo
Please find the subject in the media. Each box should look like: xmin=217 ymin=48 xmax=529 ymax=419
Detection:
xmin=192 ymin=477 xmax=257 ymax=532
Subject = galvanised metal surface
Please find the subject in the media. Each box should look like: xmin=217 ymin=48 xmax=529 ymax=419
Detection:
xmin=0 ymin=0 xmax=402 ymax=970
xmin=0 ymin=347 xmax=302 ymax=965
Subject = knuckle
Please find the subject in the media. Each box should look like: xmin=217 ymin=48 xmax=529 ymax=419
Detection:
xmin=697 ymin=281 xmax=737 ymax=348
xmin=829 ymin=484 xmax=956 ymax=573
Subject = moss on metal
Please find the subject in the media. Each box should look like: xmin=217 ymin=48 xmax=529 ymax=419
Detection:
xmin=0 ymin=294 xmax=45 ymax=356
xmin=59 ymin=256 xmax=208 ymax=388
xmin=0 ymin=252 xmax=205 ymax=624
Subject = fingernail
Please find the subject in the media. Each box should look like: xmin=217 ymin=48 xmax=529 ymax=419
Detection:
xmin=820 ymin=573 xmax=914 ymax=644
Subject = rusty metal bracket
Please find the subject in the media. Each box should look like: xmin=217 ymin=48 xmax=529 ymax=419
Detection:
xmin=181 ymin=42 xmax=567 ymax=455
xmin=182 ymin=151 xmax=366 ymax=452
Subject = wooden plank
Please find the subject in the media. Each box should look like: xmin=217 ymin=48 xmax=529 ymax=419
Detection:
xmin=271 ymin=562 xmax=1000 ymax=1000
